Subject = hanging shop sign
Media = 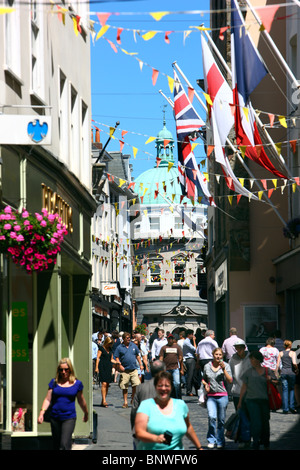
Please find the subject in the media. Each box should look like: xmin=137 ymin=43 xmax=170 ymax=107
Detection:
xmin=215 ymin=260 xmax=227 ymax=301
xmin=0 ymin=115 xmax=51 ymax=144
xmin=12 ymin=302 xmax=29 ymax=362
xmin=41 ymin=183 xmax=73 ymax=233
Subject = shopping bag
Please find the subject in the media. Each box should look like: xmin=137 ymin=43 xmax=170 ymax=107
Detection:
xmin=225 ymin=412 xmax=240 ymax=441
xmin=197 ymin=383 xmax=207 ymax=408
xmin=265 ymin=368 xmax=282 ymax=410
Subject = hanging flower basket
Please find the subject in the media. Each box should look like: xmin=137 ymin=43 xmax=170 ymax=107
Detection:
xmin=283 ymin=218 xmax=300 ymax=239
xmin=0 ymin=206 xmax=68 ymax=273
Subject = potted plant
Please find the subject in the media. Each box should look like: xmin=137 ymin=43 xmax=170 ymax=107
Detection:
xmin=0 ymin=206 xmax=68 ymax=273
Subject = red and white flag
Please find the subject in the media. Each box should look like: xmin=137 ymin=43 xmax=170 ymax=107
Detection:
xmin=201 ymin=34 xmax=258 ymax=199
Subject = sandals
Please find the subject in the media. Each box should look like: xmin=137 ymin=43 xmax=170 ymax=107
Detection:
xmin=100 ymin=403 xmax=108 ymax=408
xmin=122 ymin=404 xmax=128 ymax=408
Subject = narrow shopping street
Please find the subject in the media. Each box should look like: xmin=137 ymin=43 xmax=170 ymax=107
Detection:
xmin=73 ymin=378 xmax=300 ymax=452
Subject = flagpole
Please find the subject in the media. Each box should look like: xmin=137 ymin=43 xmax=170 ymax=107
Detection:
xmin=244 ymin=0 xmax=300 ymax=90
xmin=203 ymin=29 xmax=296 ymax=183
xmin=172 ymin=60 xmax=289 ymax=227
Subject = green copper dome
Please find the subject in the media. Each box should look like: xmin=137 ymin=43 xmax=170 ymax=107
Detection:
xmin=134 ymin=119 xmax=188 ymax=205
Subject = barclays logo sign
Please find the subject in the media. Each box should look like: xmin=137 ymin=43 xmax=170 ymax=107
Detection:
xmin=0 ymin=115 xmax=51 ymax=145
xmin=27 ymin=119 xmax=49 ymax=143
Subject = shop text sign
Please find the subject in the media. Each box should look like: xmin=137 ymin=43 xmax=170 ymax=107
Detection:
xmin=42 ymin=183 xmax=73 ymax=233
xmin=12 ymin=302 xmax=29 ymax=362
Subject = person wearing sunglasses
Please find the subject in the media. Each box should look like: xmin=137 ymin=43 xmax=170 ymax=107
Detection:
xmin=38 ymin=358 xmax=88 ymax=450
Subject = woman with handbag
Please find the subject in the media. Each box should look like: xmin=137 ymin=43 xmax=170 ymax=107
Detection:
xmin=202 ymin=348 xmax=233 ymax=449
xmin=237 ymin=350 xmax=271 ymax=450
xmin=38 ymin=358 xmax=88 ymax=450
xmin=276 ymin=340 xmax=298 ymax=414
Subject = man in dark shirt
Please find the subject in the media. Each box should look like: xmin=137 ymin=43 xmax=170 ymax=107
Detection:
xmin=159 ymin=334 xmax=184 ymax=398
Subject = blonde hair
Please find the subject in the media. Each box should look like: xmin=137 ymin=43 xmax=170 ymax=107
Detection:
xmin=55 ymin=358 xmax=76 ymax=384
xmin=103 ymin=336 xmax=114 ymax=349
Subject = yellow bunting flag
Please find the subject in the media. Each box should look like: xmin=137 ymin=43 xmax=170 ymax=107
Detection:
xmin=167 ymin=76 xmax=174 ymax=93
xmin=142 ymin=31 xmax=158 ymax=41
xmin=275 ymin=142 xmax=282 ymax=155
xmin=243 ymin=107 xmax=249 ymax=122
xmin=203 ymin=93 xmax=213 ymax=106
xmin=145 ymin=136 xmax=156 ymax=144
xmin=118 ymin=179 xmax=126 ymax=188
xmin=150 ymin=11 xmax=169 ymax=21
xmin=168 ymin=162 xmax=174 ymax=172
xmin=0 ymin=7 xmax=15 ymax=14
xmin=258 ymin=191 xmax=264 ymax=200
xmin=228 ymin=195 xmax=233 ymax=205
xmin=278 ymin=115 xmax=287 ymax=128
xmin=272 ymin=179 xmax=277 ymax=189
xmin=239 ymin=146 xmax=246 ymax=158
xmin=72 ymin=17 xmax=79 ymax=36
xmin=96 ymin=24 xmax=110 ymax=40
xmin=132 ymin=147 xmax=138 ymax=158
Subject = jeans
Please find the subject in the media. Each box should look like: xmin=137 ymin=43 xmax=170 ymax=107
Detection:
xmin=245 ymin=399 xmax=270 ymax=449
xmin=281 ymin=374 xmax=296 ymax=411
xmin=167 ymin=368 xmax=181 ymax=399
xmin=206 ymin=395 xmax=228 ymax=446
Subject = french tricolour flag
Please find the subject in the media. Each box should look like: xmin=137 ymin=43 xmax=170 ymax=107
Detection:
xmin=231 ymin=0 xmax=286 ymax=179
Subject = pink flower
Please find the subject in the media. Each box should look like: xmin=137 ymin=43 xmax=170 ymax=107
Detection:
xmin=40 ymin=220 xmax=47 ymax=227
xmin=4 ymin=206 xmax=12 ymax=214
xmin=23 ymin=220 xmax=30 ymax=226
xmin=41 ymin=208 xmax=48 ymax=217
xmin=35 ymin=213 xmax=43 ymax=222
xmin=48 ymin=214 xmax=57 ymax=223
xmin=16 ymin=235 xmax=24 ymax=242
xmin=14 ymin=225 xmax=21 ymax=231
xmin=22 ymin=211 xmax=29 ymax=218
xmin=10 ymin=232 xmax=17 ymax=239
xmin=4 ymin=224 xmax=11 ymax=230
xmin=0 ymin=235 xmax=5 ymax=240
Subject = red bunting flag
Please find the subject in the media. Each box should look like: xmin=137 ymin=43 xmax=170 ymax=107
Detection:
xmin=97 ymin=12 xmax=111 ymax=26
xmin=116 ymin=28 xmax=123 ymax=44
xmin=152 ymin=68 xmax=159 ymax=86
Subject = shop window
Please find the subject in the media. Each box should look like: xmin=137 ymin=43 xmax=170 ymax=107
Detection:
xmin=11 ymin=263 xmax=33 ymax=433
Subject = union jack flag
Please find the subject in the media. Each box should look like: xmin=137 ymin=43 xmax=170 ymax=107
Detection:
xmin=173 ymin=70 xmax=215 ymax=206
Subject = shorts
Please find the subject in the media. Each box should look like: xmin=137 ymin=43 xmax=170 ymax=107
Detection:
xmin=119 ymin=369 xmax=140 ymax=389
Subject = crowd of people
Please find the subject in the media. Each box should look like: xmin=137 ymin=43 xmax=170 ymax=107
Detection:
xmin=91 ymin=326 xmax=300 ymax=451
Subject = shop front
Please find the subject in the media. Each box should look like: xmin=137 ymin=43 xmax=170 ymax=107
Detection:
xmin=0 ymin=145 xmax=96 ymax=449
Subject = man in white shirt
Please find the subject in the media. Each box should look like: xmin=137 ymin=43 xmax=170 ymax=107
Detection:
xmin=222 ymin=327 xmax=247 ymax=361
xmin=151 ymin=329 xmax=167 ymax=361
xmin=196 ymin=330 xmax=218 ymax=373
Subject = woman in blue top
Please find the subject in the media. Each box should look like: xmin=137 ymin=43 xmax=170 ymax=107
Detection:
xmin=38 ymin=358 xmax=88 ymax=450
xmin=135 ymin=371 xmax=202 ymax=451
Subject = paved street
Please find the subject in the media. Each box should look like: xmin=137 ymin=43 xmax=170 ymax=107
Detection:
xmin=76 ymin=377 xmax=300 ymax=452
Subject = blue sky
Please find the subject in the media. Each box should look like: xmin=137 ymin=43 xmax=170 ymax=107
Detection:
xmin=90 ymin=0 xmax=210 ymax=180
